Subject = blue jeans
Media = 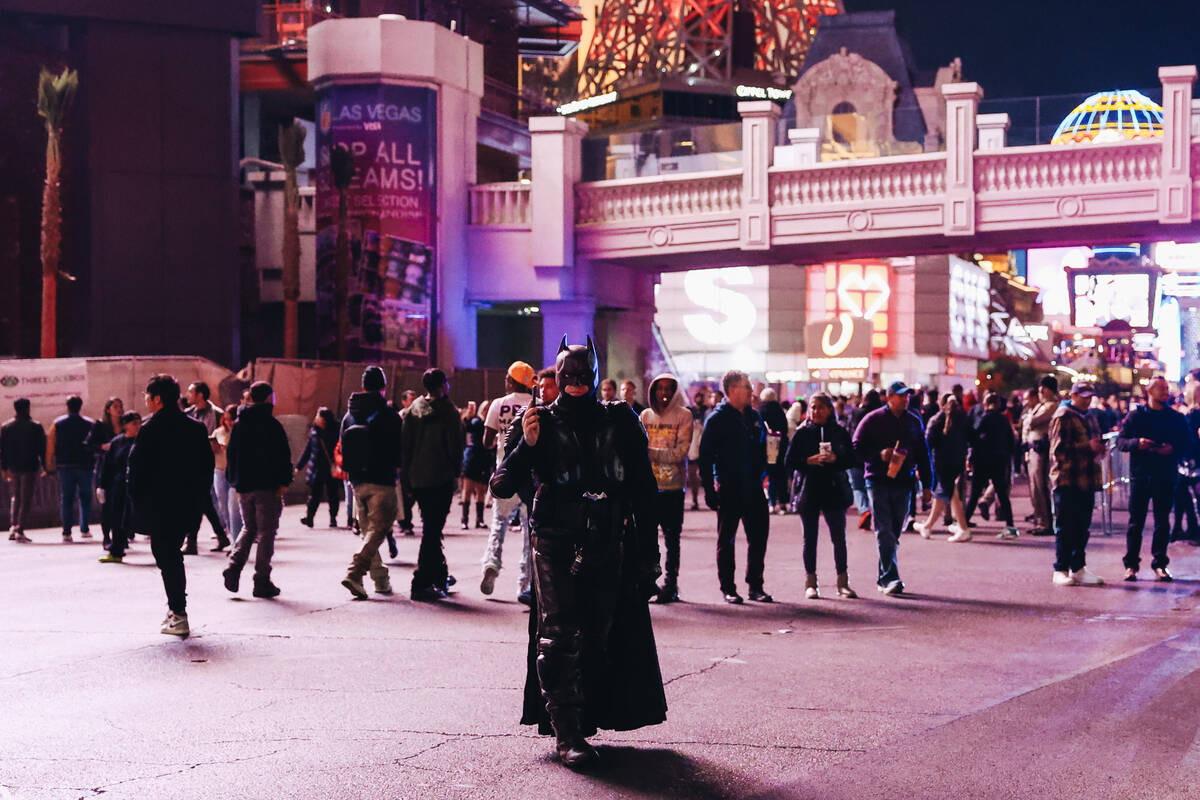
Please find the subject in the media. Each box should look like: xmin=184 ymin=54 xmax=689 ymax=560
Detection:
xmin=214 ymin=469 xmax=243 ymax=543
xmin=1053 ymin=486 xmax=1094 ymax=573
xmin=867 ymin=479 xmax=913 ymax=587
xmin=58 ymin=466 xmax=93 ymax=534
xmin=849 ymin=467 xmax=869 ymax=511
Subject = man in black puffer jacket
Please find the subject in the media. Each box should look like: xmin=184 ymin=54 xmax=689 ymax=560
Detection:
xmin=339 ymin=366 xmax=404 ymax=601
xmin=401 ymin=368 xmax=465 ymax=601
xmin=698 ymin=369 xmax=771 ymax=605
xmin=222 ymin=381 xmax=293 ymax=599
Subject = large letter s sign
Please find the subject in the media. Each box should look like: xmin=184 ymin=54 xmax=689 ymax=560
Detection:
xmin=681 ymin=267 xmax=757 ymax=345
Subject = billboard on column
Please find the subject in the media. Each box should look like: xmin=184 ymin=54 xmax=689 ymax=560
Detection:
xmin=315 ymin=83 xmax=436 ymax=365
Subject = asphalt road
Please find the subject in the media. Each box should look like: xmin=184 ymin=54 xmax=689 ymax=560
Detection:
xmin=2 ymin=485 xmax=1200 ymax=800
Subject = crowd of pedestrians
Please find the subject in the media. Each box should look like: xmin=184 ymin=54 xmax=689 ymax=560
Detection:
xmin=6 ymin=361 xmax=1200 ymax=643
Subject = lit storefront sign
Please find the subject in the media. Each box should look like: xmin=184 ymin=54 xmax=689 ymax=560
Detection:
xmin=804 ymin=315 xmax=872 ymax=380
xmin=949 ymin=257 xmax=990 ymax=358
xmin=1069 ymin=271 xmax=1157 ymax=329
xmin=655 ymin=266 xmax=771 ymax=375
xmin=734 ymin=85 xmax=793 ymax=101
xmin=809 ymin=261 xmax=892 ymax=353
xmin=1153 ymin=241 xmax=1200 ymax=273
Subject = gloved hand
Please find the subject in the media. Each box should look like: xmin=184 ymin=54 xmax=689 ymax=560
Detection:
xmin=704 ymin=488 xmax=719 ymax=511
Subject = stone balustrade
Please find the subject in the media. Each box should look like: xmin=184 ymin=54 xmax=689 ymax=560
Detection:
xmin=975 ymin=141 xmax=1161 ymax=194
xmin=468 ymin=181 xmax=530 ymax=226
xmin=770 ymin=153 xmax=947 ymax=207
xmin=575 ymin=169 xmax=742 ymax=225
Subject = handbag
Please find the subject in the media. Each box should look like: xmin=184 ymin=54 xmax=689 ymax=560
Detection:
xmin=324 ymin=438 xmax=348 ymax=482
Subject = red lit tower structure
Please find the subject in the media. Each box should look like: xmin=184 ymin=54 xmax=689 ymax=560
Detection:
xmin=579 ymin=0 xmax=842 ymax=97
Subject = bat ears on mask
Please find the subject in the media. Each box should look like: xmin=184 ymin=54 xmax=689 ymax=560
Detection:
xmin=556 ymin=334 xmax=599 ymax=371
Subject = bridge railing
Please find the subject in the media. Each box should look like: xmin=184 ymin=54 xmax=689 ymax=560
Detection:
xmin=975 ymin=140 xmax=1162 ymax=194
xmin=575 ymin=169 xmax=742 ymax=225
xmin=468 ymin=182 xmax=531 ymax=226
xmin=770 ymin=152 xmax=947 ymax=207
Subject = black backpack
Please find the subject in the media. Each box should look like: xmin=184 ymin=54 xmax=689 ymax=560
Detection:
xmin=339 ymin=411 xmax=378 ymax=477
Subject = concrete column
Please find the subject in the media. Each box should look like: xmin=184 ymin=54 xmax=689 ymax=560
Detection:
xmin=976 ymin=113 xmax=1010 ymax=150
xmin=738 ymin=100 xmax=780 ymax=251
xmin=529 ymin=115 xmax=588 ymax=269
xmin=786 ymin=127 xmax=821 ymax=166
xmin=1159 ymin=65 xmax=1197 ymax=224
xmin=941 ymin=82 xmax=983 ymax=236
xmin=308 ymin=16 xmax=483 ymax=368
xmin=541 ymin=298 xmax=597 ymax=370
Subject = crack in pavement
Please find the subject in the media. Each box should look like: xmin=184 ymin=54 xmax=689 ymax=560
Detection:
xmin=229 ymin=682 xmax=520 ymax=694
xmin=73 ymin=747 xmax=287 ymax=798
xmin=782 ymin=706 xmax=961 ymax=717
xmin=664 ymin=649 xmax=742 ymax=687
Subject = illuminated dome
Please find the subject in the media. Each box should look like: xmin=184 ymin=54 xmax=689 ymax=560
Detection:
xmin=1051 ymin=90 xmax=1163 ymax=145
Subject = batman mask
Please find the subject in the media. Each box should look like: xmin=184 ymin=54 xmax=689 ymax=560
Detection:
xmin=555 ymin=335 xmax=600 ymax=402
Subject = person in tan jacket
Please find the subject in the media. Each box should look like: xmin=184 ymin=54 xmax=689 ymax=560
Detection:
xmin=1022 ymin=376 xmax=1059 ymax=536
xmin=640 ymin=373 xmax=694 ymax=603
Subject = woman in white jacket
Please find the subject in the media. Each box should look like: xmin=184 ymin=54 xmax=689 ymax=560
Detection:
xmin=641 ymin=374 xmax=695 ymax=603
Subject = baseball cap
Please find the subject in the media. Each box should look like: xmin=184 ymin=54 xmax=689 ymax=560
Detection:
xmin=507 ymin=361 xmax=535 ymax=389
xmin=1069 ymin=380 xmax=1095 ymax=397
xmin=886 ymin=381 xmax=912 ymax=396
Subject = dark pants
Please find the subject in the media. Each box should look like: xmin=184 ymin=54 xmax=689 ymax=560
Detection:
xmin=106 ymin=493 xmax=132 ymax=558
xmin=411 ymin=482 xmax=454 ymax=591
xmin=531 ymin=530 xmax=621 ymax=738
xmin=800 ymin=500 xmax=849 ymax=575
xmin=1173 ymin=479 xmax=1199 ymax=540
xmin=765 ymin=463 xmax=788 ymax=508
xmin=965 ymin=461 xmax=1013 ymax=525
xmin=867 ymin=480 xmax=912 ymax=586
xmin=229 ymin=490 xmax=284 ymax=582
xmin=398 ymin=482 xmax=416 ymax=531
xmin=1053 ymin=487 xmax=1095 ymax=573
xmin=305 ymin=475 xmax=342 ymax=522
xmin=186 ymin=490 xmax=227 ymax=550
xmin=715 ymin=488 xmax=769 ymax=594
xmin=655 ymin=490 xmax=684 ymax=584
xmin=8 ymin=471 xmax=36 ymax=532
xmin=58 ymin=465 xmax=93 ymax=533
xmin=151 ymin=528 xmax=188 ymax=615
xmin=1124 ymin=474 xmax=1175 ymax=571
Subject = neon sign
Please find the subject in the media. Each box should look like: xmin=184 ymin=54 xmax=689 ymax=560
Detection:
xmin=556 ymin=92 xmax=619 ymax=116
xmin=811 ymin=261 xmax=892 ymax=353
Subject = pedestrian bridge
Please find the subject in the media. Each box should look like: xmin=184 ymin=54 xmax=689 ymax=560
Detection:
xmin=467 ymin=68 xmax=1200 ymax=272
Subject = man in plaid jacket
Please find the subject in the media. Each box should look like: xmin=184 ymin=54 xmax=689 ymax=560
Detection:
xmin=1049 ymin=381 xmax=1106 ymax=587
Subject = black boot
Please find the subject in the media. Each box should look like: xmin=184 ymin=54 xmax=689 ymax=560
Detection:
xmin=655 ymin=579 xmax=680 ymax=603
xmin=550 ymin=708 xmax=599 ymax=769
xmin=252 ymin=577 xmax=281 ymax=599
xmin=460 ymin=501 xmax=469 ymax=530
xmin=475 ymin=502 xmax=486 ymax=528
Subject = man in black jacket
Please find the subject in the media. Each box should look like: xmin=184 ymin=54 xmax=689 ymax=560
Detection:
xmin=964 ymin=393 xmax=1019 ymax=539
xmin=340 ymin=366 xmax=404 ymax=601
xmin=401 ymin=368 xmax=465 ymax=601
xmin=1117 ymin=376 xmax=1189 ymax=581
xmin=221 ymin=382 xmax=293 ymax=599
xmin=127 ymin=375 xmax=214 ymax=637
xmin=1 ymin=398 xmax=46 ymax=542
xmin=49 ymin=395 xmax=95 ymax=542
xmin=698 ymin=369 xmax=772 ymax=604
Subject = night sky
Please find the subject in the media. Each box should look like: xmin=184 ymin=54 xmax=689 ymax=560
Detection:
xmin=844 ymin=0 xmax=1200 ymax=98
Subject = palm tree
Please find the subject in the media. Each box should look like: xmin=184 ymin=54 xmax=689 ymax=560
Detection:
xmin=278 ymin=120 xmax=306 ymax=359
xmin=330 ymin=144 xmax=354 ymax=361
xmin=36 ymin=66 xmax=78 ymax=358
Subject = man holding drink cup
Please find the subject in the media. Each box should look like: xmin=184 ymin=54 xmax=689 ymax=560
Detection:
xmin=851 ymin=381 xmax=932 ymax=596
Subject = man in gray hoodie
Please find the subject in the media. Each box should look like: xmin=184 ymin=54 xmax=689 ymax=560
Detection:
xmin=401 ymin=368 xmax=465 ymax=601
xmin=640 ymin=374 xmax=693 ymax=602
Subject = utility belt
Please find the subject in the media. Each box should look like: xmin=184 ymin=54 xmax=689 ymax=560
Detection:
xmin=532 ymin=489 xmax=629 ymax=575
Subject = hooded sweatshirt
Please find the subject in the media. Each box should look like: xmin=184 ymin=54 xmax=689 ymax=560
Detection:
xmin=401 ymin=394 xmax=465 ymax=489
xmin=640 ymin=374 xmax=693 ymax=491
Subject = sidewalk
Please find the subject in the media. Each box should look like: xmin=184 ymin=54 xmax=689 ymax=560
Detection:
xmin=2 ymin=484 xmax=1199 ymax=799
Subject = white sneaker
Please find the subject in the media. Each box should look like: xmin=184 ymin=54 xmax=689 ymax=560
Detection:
xmin=1052 ymin=570 xmax=1077 ymax=586
xmin=913 ymin=522 xmax=933 ymax=540
xmin=1070 ymin=567 xmax=1104 ymax=586
xmin=998 ymin=527 xmax=1020 ymax=540
xmin=160 ymin=612 xmax=189 ymax=636
xmin=946 ymin=523 xmax=972 ymax=542
xmin=878 ymin=580 xmax=904 ymax=596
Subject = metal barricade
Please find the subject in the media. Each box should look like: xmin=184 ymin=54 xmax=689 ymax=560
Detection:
xmin=1099 ymin=432 xmax=1130 ymax=536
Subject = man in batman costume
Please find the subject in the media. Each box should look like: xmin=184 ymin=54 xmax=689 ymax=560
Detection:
xmin=490 ymin=336 xmax=667 ymax=768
